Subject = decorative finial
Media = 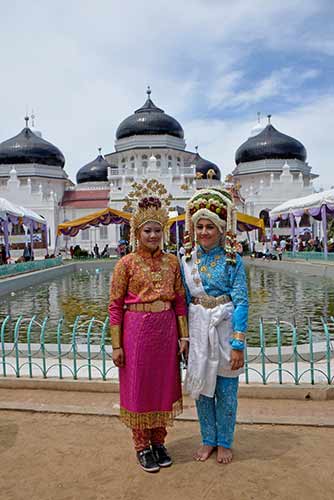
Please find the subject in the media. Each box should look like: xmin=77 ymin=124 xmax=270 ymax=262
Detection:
xmin=267 ymin=114 xmax=272 ymax=124
xmin=257 ymin=111 xmax=261 ymax=123
xmin=98 ymin=147 xmax=102 ymax=155
xmin=195 ymin=145 xmax=198 ymax=153
xmin=31 ymin=109 xmax=36 ymax=127
xmin=24 ymin=115 xmax=29 ymax=127
xmin=147 ymin=85 xmax=151 ymax=97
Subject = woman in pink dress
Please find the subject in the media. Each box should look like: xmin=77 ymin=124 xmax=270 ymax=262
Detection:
xmin=109 ymin=182 xmax=188 ymax=473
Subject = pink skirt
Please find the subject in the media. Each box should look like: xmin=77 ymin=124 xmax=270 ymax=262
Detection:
xmin=119 ymin=309 xmax=182 ymax=429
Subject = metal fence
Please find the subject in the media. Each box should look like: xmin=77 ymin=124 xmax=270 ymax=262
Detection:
xmin=0 ymin=257 xmax=63 ymax=278
xmin=0 ymin=315 xmax=334 ymax=384
xmin=283 ymin=251 xmax=334 ymax=262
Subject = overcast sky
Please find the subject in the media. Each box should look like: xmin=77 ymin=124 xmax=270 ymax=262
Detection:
xmin=1 ymin=0 xmax=333 ymax=188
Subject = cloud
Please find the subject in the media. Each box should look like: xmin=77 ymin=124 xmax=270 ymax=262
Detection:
xmin=0 ymin=0 xmax=332 ymax=188
xmin=184 ymin=93 xmax=334 ymax=189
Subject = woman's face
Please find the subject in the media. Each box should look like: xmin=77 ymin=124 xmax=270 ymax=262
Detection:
xmin=138 ymin=222 xmax=163 ymax=252
xmin=195 ymin=218 xmax=221 ymax=250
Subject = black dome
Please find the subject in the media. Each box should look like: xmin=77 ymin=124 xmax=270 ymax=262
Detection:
xmin=235 ymin=123 xmax=307 ymax=165
xmin=76 ymin=153 xmax=112 ymax=184
xmin=193 ymin=153 xmax=221 ymax=180
xmin=0 ymin=124 xmax=65 ymax=168
xmin=116 ymin=88 xmax=184 ymax=140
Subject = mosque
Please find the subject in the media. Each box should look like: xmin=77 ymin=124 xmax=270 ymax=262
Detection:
xmin=0 ymin=88 xmax=318 ymax=253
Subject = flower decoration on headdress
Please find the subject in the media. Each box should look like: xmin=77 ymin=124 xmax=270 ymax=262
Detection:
xmin=184 ymin=187 xmax=238 ymax=264
xmin=123 ymin=179 xmax=172 ymax=250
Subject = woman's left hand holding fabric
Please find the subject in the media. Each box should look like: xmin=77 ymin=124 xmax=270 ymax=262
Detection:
xmin=230 ymin=349 xmax=244 ymax=371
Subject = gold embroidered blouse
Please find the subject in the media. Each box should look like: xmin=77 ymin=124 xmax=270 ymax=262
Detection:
xmin=109 ymin=247 xmax=188 ymax=348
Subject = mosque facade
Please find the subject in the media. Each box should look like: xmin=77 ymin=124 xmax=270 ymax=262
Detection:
xmin=232 ymin=114 xmax=318 ymax=237
xmin=0 ymin=90 xmax=318 ymax=254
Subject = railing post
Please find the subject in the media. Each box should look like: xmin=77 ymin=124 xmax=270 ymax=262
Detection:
xmin=322 ymin=317 xmax=331 ymax=384
xmin=57 ymin=318 xmax=63 ymax=379
xmin=258 ymin=317 xmax=266 ymax=384
xmin=307 ymin=317 xmax=315 ymax=385
xmin=0 ymin=315 xmax=10 ymax=377
xmin=292 ymin=318 xmax=299 ymax=385
xmin=27 ymin=316 xmax=36 ymax=378
xmin=101 ymin=317 xmax=109 ymax=381
xmin=72 ymin=316 xmax=80 ymax=380
xmin=86 ymin=318 xmax=95 ymax=381
xmin=40 ymin=317 xmax=48 ymax=378
xmin=276 ymin=318 xmax=283 ymax=384
xmin=14 ymin=316 xmax=23 ymax=377
xmin=244 ymin=343 xmax=249 ymax=384
xmin=321 ymin=316 xmax=332 ymax=384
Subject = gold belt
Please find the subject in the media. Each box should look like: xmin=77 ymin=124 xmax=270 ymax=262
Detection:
xmin=127 ymin=300 xmax=172 ymax=313
xmin=191 ymin=294 xmax=231 ymax=309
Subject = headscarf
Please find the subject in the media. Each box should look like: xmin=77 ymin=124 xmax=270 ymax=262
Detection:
xmin=184 ymin=187 xmax=238 ymax=264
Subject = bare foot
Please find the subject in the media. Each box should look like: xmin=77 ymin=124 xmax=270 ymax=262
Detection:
xmin=193 ymin=445 xmax=215 ymax=462
xmin=217 ymin=446 xmax=233 ymax=464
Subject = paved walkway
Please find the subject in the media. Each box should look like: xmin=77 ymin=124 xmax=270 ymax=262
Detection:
xmin=1 ymin=384 xmax=334 ymax=427
xmin=1 ymin=409 xmax=334 ymax=500
xmin=2 ymin=383 xmax=334 ymax=499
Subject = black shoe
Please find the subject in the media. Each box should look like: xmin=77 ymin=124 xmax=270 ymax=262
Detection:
xmin=136 ymin=448 xmax=160 ymax=473
xmin=151 ymin=444 xmax=173 ymax=467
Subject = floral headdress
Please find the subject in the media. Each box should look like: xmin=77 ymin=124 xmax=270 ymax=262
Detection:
xmin=123 ymin=179 xmax=172 ymax=250
xmin=184 ymin=187 xmax=238 ymax=264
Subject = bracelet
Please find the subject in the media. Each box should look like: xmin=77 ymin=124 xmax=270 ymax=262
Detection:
xmin=233 ymin=332 xmax=246 ymax=341
xmin=179 ymin=337 xmax=190 ymax=342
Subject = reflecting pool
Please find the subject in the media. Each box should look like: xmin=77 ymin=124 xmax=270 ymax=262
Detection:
xmin=1 ymin=263 xmax=333 ymax=345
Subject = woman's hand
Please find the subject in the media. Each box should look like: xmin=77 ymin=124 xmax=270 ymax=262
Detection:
xmin=112 ymin=347 xmax=125 ymax=367
xmin=179 ymin=339 xmax=189 ymax=361
xmin=230 ymin=349 xmax=244 ymax=370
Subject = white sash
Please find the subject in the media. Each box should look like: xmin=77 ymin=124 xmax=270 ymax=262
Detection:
xmin=182 ymin=250 xmax=243 ymax=400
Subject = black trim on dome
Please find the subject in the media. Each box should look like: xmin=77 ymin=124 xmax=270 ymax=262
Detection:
xmin=192 ymin=153 xmax=221 ymax=180
xmin=116 ymin=90 xmax=184 ymax=140
xmin=0 ymin=127 xmax=65 ymax=167
xmin=76 ymin=154 xmax=114 ymax=184
xmin=235 ymin=124 xmax=307 ymax=165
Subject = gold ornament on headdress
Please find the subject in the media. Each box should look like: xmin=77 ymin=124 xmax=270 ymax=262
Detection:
xmin=123 ymin=179 xmax=172 ymax=250
xmin=184 ymin=187 xmax=238 ymax=264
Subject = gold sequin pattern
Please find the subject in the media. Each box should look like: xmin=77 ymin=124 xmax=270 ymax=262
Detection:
xmin=119 ymin=399 xmax=183 ymax=429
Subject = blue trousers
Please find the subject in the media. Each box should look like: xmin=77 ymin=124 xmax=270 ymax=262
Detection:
xmin=195 ymin=376 xmax=239 ymax=448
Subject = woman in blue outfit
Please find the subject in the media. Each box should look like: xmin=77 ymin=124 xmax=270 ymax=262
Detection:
xmin=181 ymin=188 xmax=248 ymax=464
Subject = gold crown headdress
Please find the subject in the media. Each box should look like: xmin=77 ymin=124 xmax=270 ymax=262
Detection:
xmin=184 ymin=187 xmax=238 ymax=264
xmin=123 ymin=179 xmax=172 ymax=250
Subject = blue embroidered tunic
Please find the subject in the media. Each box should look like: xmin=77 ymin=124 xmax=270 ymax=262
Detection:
xmin=181 ymin=245 xmax=248 ymax=334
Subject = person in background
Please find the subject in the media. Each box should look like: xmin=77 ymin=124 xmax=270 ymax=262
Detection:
xmin=277 ymin=246 xmax=283 ymax=261
xmin=93 ymin=243 xmax=100 ymax=258
xmin=101 ymin=244 xmax=109 ymax=258
xmin=23 ymin=243 xmax=31 ymax=262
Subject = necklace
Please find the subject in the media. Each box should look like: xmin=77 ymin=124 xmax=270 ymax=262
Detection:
xmin=136 ymin=254 xmax=169 ymax=290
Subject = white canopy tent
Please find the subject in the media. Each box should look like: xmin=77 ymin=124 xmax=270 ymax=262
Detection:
xmin=270 ymin=189 xmax=334 ymax=256
xmin=0 ymin=197 xmax=47 ymax=259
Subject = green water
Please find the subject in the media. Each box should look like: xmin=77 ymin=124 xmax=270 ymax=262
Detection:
xmin=1 ymin=263 xmax=333 ymax=345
